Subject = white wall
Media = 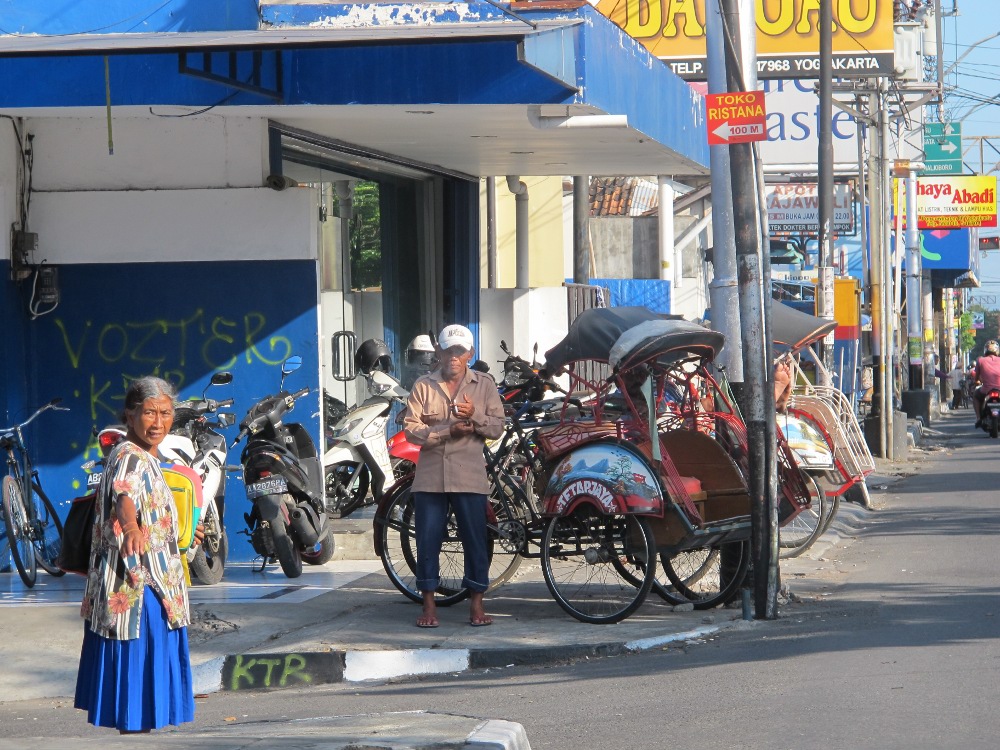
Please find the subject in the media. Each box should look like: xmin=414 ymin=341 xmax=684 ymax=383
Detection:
xmin=19 ymin=113 xmax=317 ymax=265
xmin=0 ymin=123 xmax=20 ymax=264
xmin=31 ymin=186 xmax=317 ymax=264
xmin=27 ymin=114 xmax=267 ymax=191
xmin=481 ymin=287 xmax=568 ymax=370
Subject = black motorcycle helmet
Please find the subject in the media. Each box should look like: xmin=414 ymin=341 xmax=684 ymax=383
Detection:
xmin=355 ymin=338 xmax=393 ymax=375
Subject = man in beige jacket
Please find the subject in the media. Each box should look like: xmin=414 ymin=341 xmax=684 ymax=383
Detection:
xmin=404 ymin=324 xmax=505 ymax=628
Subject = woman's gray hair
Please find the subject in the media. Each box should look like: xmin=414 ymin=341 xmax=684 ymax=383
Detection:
xmin=121 ymin=376 xmax=176 ymax=420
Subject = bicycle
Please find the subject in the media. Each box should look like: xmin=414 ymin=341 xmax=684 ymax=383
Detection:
xmin=1 ymin=398 xmax=69 ymax=587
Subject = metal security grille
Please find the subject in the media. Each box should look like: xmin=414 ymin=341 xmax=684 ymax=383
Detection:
xmin=564 ymin=282 xmax=611 ymax=388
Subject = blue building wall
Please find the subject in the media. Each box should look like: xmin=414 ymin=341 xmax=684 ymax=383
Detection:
xmin=8 ymin=259 xmax=320 ymax=565
xmin=0 ymin=1 xmax=261 ymax=34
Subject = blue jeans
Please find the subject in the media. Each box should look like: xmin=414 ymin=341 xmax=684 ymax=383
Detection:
xmin=413 ymin=492 xmax=489 ymax=594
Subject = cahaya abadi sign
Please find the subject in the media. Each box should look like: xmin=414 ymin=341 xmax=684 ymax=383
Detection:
xmin=894 ymin=176 xmax=998 ymax=230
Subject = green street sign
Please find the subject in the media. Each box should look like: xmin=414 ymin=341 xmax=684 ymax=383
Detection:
xmin=924 ymin=122 xmax=963 ymax=175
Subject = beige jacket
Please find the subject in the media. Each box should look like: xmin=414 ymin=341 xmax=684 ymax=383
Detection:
xmin=404 ymin=367 xmax=505 ymax=494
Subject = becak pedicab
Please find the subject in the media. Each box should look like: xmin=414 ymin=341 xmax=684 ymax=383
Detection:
xmin=534 ymin=307 xmax=813 ymax=623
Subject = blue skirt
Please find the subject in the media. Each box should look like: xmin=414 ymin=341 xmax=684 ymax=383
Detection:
xmin=75 ymin=587 xmax=195 ymax=731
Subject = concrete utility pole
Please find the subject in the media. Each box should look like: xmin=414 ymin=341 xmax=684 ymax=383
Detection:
xmin=705 ymin=0 xmax=743 ymax=391
xmin=816 ymin=0 xmax=836 ymax=386
xmin=573 ymin=176 xmax=590 ymax=284
xmin=904 ymin=170 xmax=923 ymax=389
xmin=720 ymin=0 xmax=778 ymax=620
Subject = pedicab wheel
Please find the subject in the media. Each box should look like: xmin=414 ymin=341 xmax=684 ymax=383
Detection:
xmin=779 ymin=470 xmax=827 ymax=559
xmin=661 ymin=540 xmax=750 ymax=610
xmin=650 ymin=548 xmax=720 ymax=605
xmin=377 ymin=483 xmax=470 ymax=607
xmin=541 ymin=505 xmax=656 ymax=624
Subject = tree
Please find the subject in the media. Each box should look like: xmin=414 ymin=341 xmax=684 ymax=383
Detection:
xmin=968 ymin=306 xmax=1000 ymax=360
xmin=959 ymin=311 xmax=976 ymax=353
xmin=349 ymin=181 xmax=382 ymax=290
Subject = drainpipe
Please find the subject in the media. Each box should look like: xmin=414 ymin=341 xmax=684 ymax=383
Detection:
xmin=658 ymin=177 xmax=676 ymax=314
xmin=486 ymin=177 xmax=498 ymax=289
xmin=506 ymin=175 xmax=529 ymax=289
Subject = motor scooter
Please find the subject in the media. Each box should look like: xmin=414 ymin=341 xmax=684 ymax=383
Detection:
xmin=162 ymin=372 xmax=237 ymax=584
xmin=982 ymin=388 xmax=1000 ymax=438
xmin=323 ymin=340 xmax=412 ymax=517
xmin=232 ymin=355 xmax=333 ymax=578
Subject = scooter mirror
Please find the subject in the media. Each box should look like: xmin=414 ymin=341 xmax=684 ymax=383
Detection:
xmin=282 ymin=355 xmax=303 ymax=375
xmin=211 ymin=372 xmax=234 ymax=386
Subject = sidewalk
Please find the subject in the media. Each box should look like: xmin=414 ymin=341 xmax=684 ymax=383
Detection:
xmin=0 ymin=446 xmax=923 ymax=748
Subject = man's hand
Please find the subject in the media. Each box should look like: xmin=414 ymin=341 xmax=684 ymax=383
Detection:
xmin=192 ymin=522 xmax=205 ymax=548
xmin=453 ymin=393 xmax=476 ymax=420
xmin=450 ymin=420 xmax=475 ymax=438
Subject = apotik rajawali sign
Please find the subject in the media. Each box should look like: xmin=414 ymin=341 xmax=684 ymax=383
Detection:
xmin=766 ymin=182 xmax=855 ymax=234
xmin=893 ymin=176 xmax=998 ymax=230
xmin=706 ymin=91 xmax=767 ymax=145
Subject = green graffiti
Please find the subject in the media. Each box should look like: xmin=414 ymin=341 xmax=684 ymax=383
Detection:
xmin=203 ymin=316 xmax=239 ymax=370
xmin=244 ymin=312 xmax=292 ymax=366
xmin=229 ymin=655 xmax=257 ymax=689
xmin=227 ymin=653 xmax=316 ymax=690
xmin=54 ymin=310 xmax=292 ymax=374
xmin=279 ymin=653 xmax=311 ymax=687
xmin=54 ymin=319 xmax=92 ymax=369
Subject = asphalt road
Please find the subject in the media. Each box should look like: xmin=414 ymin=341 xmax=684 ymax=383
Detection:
xmin=3 ymin=410 xmax=999 ymax=748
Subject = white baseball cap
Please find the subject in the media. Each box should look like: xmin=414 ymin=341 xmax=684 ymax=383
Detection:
xmin=438 ymin=324 xmax=474 ymax=352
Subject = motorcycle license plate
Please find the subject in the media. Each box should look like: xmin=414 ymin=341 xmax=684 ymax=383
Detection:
xmin=246 ymin=475 xmax=288 ymax=499
xmin=87 ymin=471 xmax=103 ymax=487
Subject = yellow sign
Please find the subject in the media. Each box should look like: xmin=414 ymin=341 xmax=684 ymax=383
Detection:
xmin=594 ymin=0 xmax=895 ymax=80
xmin=893 ymin=176 xmax=999 ymax=230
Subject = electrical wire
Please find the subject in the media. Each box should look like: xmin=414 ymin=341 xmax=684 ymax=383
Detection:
xmin=27 ymin=260 xmax=58 ymax=320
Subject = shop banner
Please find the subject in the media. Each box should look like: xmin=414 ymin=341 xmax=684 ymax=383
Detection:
xmin=766 ymin=182 xmax=855 ymax=234
xmin=593 ymin=0 xmax=895 ymax=81
xmin=894 ymin=176 xmax=998 ymax=230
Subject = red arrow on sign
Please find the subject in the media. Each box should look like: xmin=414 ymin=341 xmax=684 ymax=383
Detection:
xmin=706 ymin=90 xmax=767 ymax=146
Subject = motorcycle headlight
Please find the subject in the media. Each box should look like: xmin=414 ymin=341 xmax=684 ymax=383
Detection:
xmin=370 ymin=381 xmax=393 ymax=395
xmin=332 ymin=418 xmax=364 ymax=438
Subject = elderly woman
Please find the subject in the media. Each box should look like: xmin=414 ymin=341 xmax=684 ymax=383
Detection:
xmin=75 ymin=376 xmax=197 ymax=734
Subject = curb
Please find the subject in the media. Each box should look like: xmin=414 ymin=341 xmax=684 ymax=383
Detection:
xmin=195 ymin=620 xmax=745 ymax=695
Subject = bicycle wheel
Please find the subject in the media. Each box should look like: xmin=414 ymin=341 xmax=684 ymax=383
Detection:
xmin=30 ymin=482 xmax=65 ymax=577
xmin=661 ymin=540 xmax=750 ymax=610
xmin=2 ymin=476 xmax=37 ymax=587
xmin=487 ymin=473 xmax=528 ymax=590
xmin=779 ymin=471 xmax=827 ymax=559
xmin=541 ymin=506 xmax=655 ymax=624
xmin=377 ymin=485 xmax=469 ymax=607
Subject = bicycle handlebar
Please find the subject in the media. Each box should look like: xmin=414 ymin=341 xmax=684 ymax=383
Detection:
xmin=0 ymin=398 xmax=68 ymax=435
